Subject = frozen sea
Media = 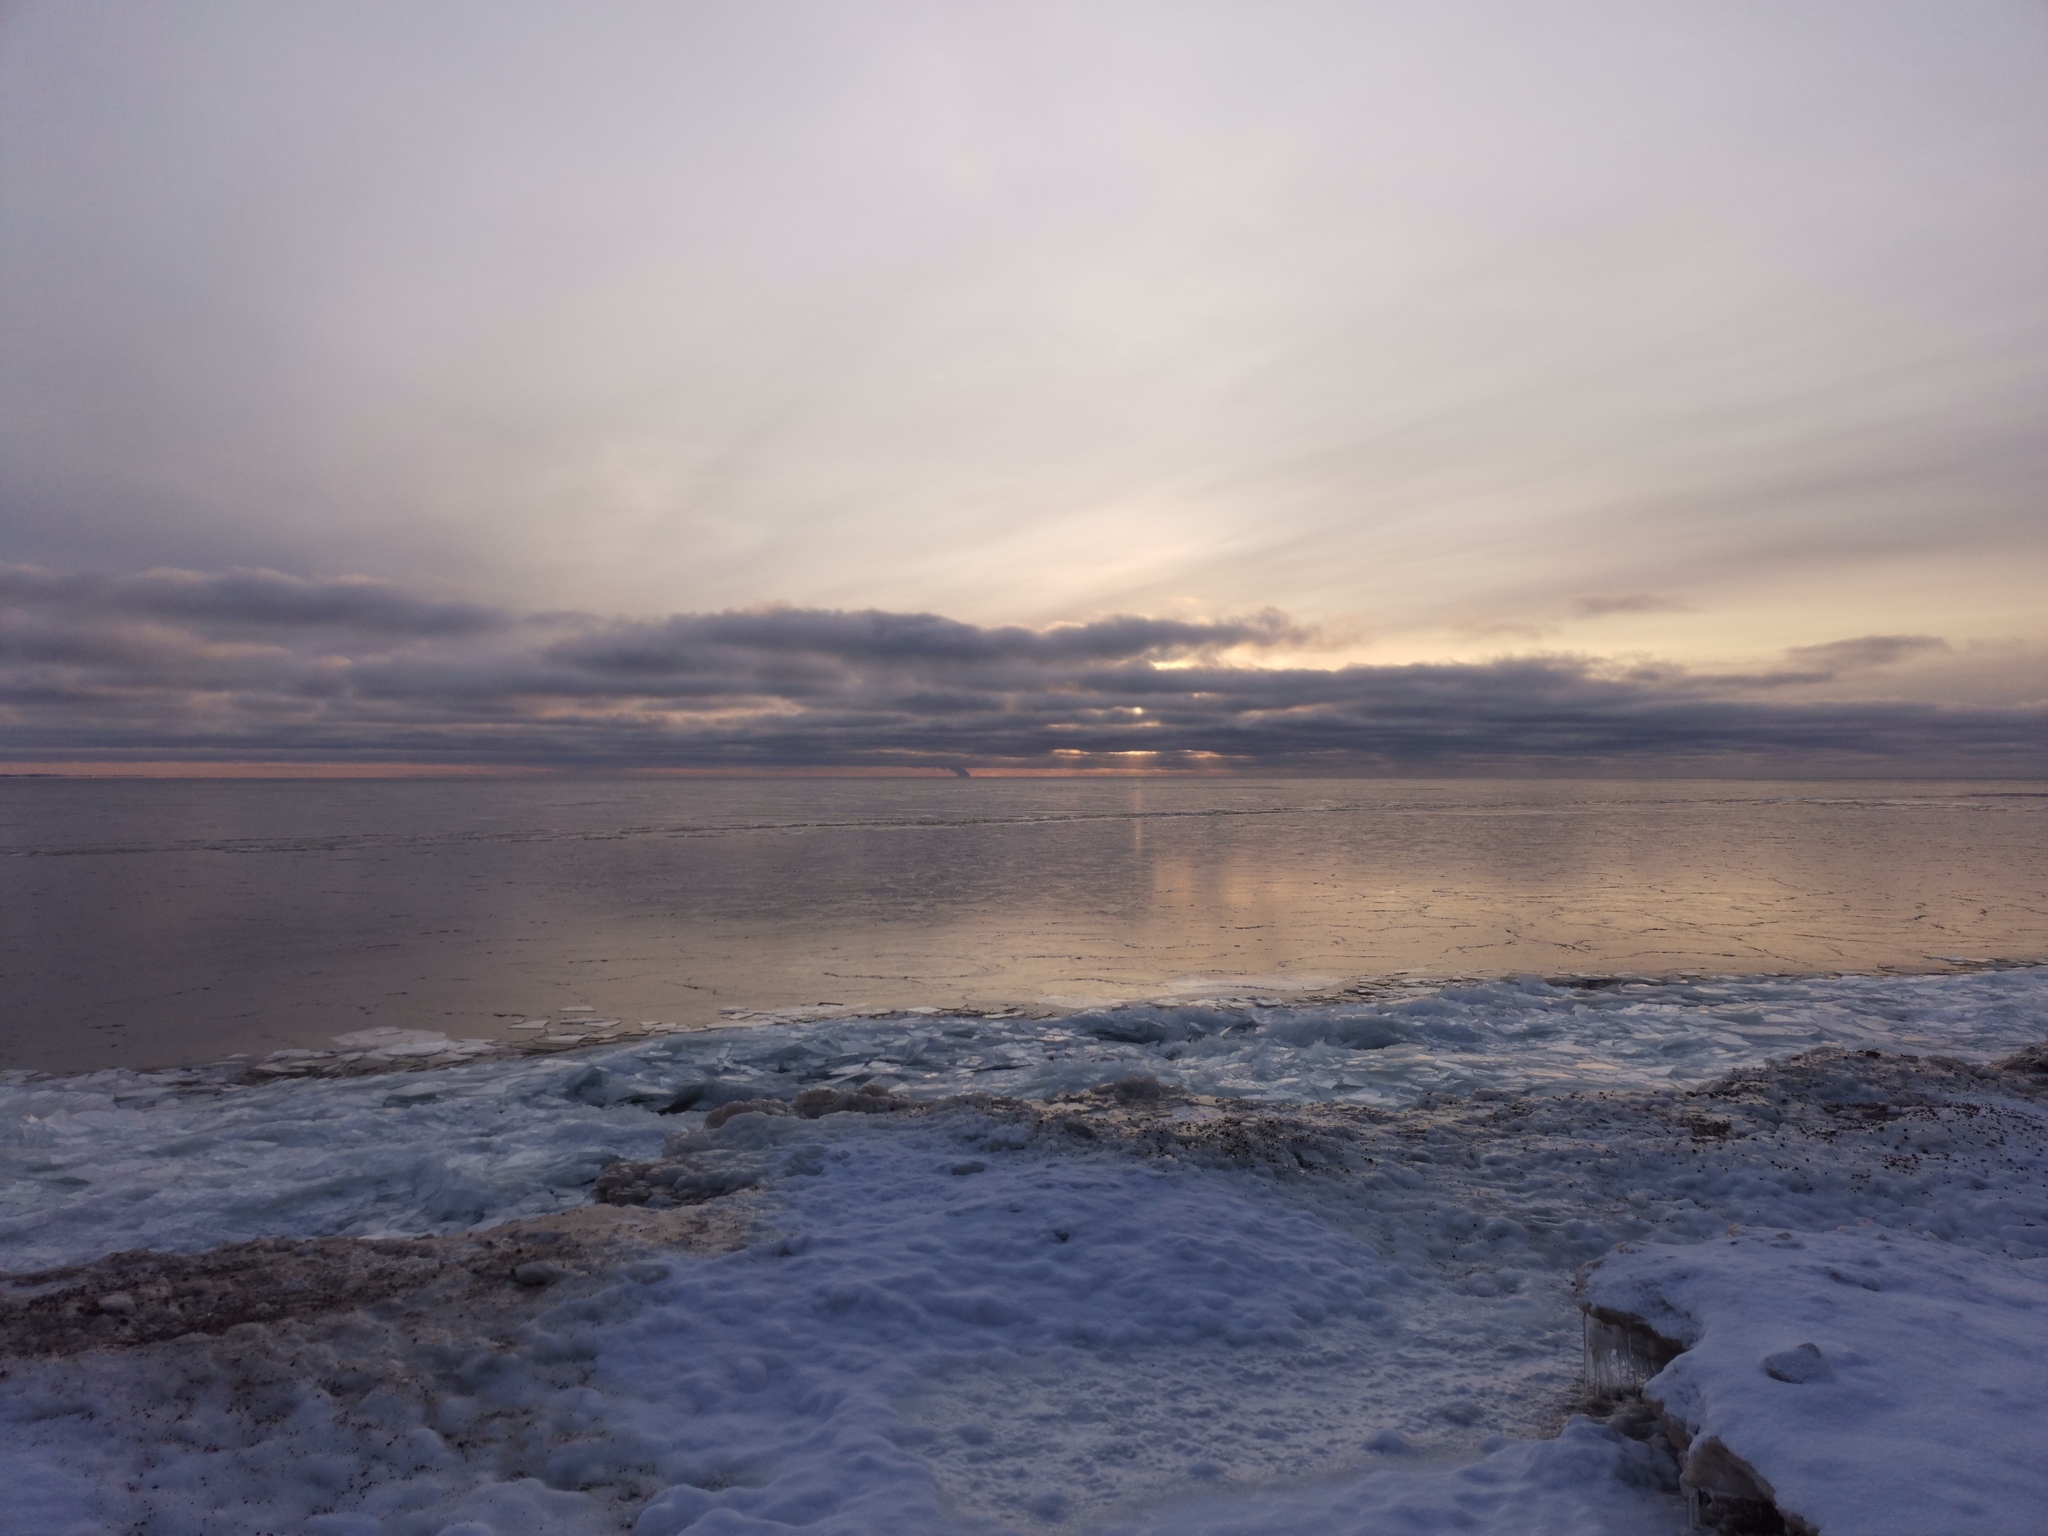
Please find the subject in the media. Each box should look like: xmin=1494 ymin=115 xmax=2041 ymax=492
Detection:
xmin=2 ymin=778 xmax=2046 ymax=1534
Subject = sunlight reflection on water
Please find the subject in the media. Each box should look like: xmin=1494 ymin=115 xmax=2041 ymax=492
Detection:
xmin=2 ymin=776 xmax=2043 ymax=1072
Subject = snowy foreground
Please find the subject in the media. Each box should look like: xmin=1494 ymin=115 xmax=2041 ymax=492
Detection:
xmin=1584 ymin=1229 xmax=2048 ymax=1535
xmin=1 ymin=969 xmax=2045 ymax=1535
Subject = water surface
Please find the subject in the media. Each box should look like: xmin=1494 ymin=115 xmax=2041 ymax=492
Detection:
xmin=2 ymin=777 xmax=2044 ymax=1073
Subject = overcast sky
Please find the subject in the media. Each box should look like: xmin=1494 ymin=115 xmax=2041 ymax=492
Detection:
xmin=2 ymin=2 xmax=2044 ymax=770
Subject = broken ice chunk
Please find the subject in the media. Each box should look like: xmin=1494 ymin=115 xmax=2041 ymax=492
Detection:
xmin=332 ymin=1027 xmax=458 ymax=1057
xmin=1762 ymin=1342 xmax=1833 ymax=1384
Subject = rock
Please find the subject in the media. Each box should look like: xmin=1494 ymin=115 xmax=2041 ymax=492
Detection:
xmin=1100 ymin=1074 xmax=1165 ymax=1103
xmin=97 ymin=1292 xmax=136 ymax=1316
xmin=511 ymin=1261 xmax=568 ymax=1287
xmin=793 ymin=1083 xmax=905 ymax=1119
xmin=704 ymin=1098 xmax=793 ymax=1129
xmin=1996 ymin=1042 xmax=2048 ymax=1078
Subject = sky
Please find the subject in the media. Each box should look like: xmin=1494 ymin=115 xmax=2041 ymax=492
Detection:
xmin=1 ymin=1 xmax=2044 ymax=773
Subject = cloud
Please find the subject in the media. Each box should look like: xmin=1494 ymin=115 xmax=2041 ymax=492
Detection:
xmin=5 ymin=2 xmax=2044 ymax=649
xmin=547 ymin=605 xmax=1309 ymax=675
xmin=0 ymin=568 xmax=2040 ymax=774
xmin=0 ymin=564 xmax=505 ymax=637
xmin=1571 ymin=593 xmax=1690 ymax=618
xmin=1784 ymin=634 xmax=1951 ymax=673
xmin=1452 ymin=620 xmax=1559 ymax=642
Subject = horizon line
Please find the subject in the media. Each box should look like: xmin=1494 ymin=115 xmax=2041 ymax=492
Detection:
xmin=2 ymin=762 xmax=2044 ymax=784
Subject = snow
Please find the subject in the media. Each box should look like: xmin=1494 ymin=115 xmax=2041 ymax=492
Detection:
xmin=1105 ymin=1420 xmax=1680 ymax=1536
xmin=1581 ymin=1230 xmax=2048 ymax=1536
xmin=1 ymin=1104 xmax=1687 ymax=1535
xmin=0 ymin=1060 xmax=665 ymax=1271
xmin=0 ymin=966 xmax=2044 ymax=1534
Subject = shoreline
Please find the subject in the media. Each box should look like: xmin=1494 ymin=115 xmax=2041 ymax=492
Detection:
xmin=5 ymin=954 xmax=2043 ymax=1089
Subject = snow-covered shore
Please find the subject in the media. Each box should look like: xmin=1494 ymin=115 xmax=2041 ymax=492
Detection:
xmin=2 ymin=969 xmax=2045 ymax=1534
xmin=7 ymin=967 xmax=2046 ymax=1272
xmin=1583 ymin=1227 xmax=2048 ymax=1535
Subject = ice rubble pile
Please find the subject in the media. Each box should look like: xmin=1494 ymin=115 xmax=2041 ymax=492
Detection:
xmin=611 ymin=965 xmax=2048 ymax=1108
xmin=5 ymin=967 xmax=2046 ymax=1273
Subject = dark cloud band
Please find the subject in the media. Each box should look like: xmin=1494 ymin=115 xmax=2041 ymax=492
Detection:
xmin=0 ymin=564 xmax=504 ymax=636
xmin=1 ymin=566 xmax=2040 ymax=773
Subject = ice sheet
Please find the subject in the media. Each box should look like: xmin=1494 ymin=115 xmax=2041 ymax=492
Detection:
xmin=1582 ymin=1230 xmax=2048 ymax=1536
